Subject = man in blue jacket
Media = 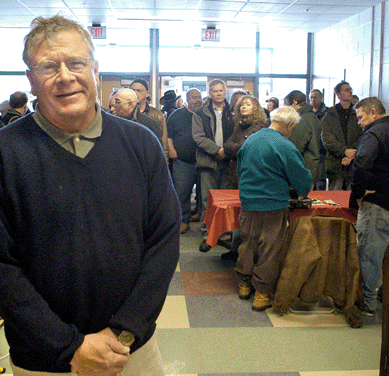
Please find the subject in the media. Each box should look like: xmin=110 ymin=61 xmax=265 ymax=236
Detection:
xmin=350 ymin=97 xmax=389 ymax=316
xmin=236 ymin=107 xmax=312 ymax=311
xmin=0 ymin=14 xmax=180 ymax=376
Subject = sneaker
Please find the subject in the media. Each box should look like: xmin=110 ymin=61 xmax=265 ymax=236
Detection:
xmin=252 ymin=292 xmax=272 ymax=311
xmin=362 ymin=309 xmax=376 ymax=317
xmin=238 ymin=283 xmax=254 ymax=300
xmin=180 ymin=223 xmax=190 ymax=234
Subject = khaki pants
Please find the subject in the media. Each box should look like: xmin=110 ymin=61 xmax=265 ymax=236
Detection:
xmin=235 ymin=208 xmax=290 ymax=294
xmin=11 ymin=332 xmax=164 ymax=376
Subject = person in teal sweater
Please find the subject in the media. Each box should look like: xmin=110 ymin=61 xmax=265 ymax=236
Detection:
xmin=236 ymin=106 xmax=312 ymax=311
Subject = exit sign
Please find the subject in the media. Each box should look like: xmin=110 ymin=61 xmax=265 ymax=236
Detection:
xmin=201 ymin=29 xmax=220 ymax=42
xmin=88 ymin=26 xmax=106 ymax=39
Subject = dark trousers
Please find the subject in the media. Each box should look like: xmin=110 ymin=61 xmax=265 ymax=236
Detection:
xmin=380 ymin=244 xmax=389 ymax=375
xmin=235 ymin=208 xmax=290 ymax=294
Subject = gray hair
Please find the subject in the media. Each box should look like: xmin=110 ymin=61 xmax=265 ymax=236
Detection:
xmin=270 ymin=106 xmax=300 ymax=126
xmin=186 ymin=88 xmax=201 ymax=101
xmin=208 ymin=79 xmax=226 ymax=92
xmin=23 ymin=14 xmax=95 ymax=68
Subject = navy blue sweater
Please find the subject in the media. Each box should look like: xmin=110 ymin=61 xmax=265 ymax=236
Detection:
xmin=0 ymin=112 xmax=180 ymax=372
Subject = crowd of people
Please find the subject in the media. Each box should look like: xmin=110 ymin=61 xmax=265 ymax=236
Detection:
xmin=0 ymin=12 xmax=388 ymax=376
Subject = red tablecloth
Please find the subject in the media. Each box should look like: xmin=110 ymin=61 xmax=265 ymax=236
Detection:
xmin=204 ymin=190 xmax=358 ymax=248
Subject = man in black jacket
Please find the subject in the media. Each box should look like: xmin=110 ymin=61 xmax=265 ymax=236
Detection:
xmin=350 ymin=97 xmax=389 ymax=316
xmin=321 ymin=81 xmax=362 ymax=190
xmin=167 ymin=88 xmax=202 ymax=234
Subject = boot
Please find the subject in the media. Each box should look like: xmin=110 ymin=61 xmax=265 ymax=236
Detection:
xmin=238 ymin=283 xmax=254 ymax=300
xmin=252 ymin=292 xmax=272 ymax=311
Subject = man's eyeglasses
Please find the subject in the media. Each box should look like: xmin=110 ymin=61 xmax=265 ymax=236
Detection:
xmin=31 ymin=56 xmax=93 ymax=78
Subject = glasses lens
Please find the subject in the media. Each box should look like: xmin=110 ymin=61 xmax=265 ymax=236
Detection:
xmin=67 ymin=57 xmax=89 ymax=73
xmin=37 ymin=61 xmax=58 ymax=77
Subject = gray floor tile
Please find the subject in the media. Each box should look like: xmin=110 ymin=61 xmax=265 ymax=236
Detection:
xmin=167 ymin=271 xmax=184 ymax=295
xmin=186 ymin=295 xmax=273 ymax=328
xmin=179 ymin=252 xmax=235 ymax=272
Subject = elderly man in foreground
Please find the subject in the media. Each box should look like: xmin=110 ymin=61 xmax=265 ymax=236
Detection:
xmin=0 ymin=14 xmax=180 ymax=376
xmin=236 ymin=107 xmax=312 ymax=312
xmin=350 ymin=97 xmax=389 ymax=317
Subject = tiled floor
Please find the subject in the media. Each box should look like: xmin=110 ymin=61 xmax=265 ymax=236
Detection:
xmin=0 ymin=221 xmax=383 ymax=375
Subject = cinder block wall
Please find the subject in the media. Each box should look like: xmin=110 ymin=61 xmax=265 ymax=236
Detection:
xmin=313 ymin=2 xmax=389 ymax=111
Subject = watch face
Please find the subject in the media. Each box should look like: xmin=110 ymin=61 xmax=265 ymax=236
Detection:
xmin=119 ymin=331 xmax=135 ymax=347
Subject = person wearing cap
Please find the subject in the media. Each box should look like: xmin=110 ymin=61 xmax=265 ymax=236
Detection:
xmin=130 ymin=78 xmax=169 ymax=159
xmin=160 ymin=89 xmax=180 ymax=120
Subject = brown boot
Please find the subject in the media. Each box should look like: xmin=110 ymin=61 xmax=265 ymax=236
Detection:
xmin=238 ymin=283 xmax=254 ymax=300
xmin=252 ymin=292 xmax=272 ymax=311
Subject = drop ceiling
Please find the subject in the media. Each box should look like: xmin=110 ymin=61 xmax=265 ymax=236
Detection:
xmin=0 ymin=0 xmax=381 ymax=33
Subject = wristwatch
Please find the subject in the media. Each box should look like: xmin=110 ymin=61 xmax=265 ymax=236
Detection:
xmin=111 ymin=328 xmax=135 ymax=347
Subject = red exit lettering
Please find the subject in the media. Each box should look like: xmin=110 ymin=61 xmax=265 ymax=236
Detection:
xmin=91 ymin=28 xmax=102 ymax=38
xmin=205 ymin=30 xmax=217 ymax=40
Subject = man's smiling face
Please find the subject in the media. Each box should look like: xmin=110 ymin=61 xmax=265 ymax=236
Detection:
xmin=27 ymin=30 xmax=99 ymax=132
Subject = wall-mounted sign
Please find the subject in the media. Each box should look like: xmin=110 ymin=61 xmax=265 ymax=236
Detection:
xmin=201 ymin=29 xmax=220 ymax=42
xmin=88 ymin=26 xmax=106 ymax=39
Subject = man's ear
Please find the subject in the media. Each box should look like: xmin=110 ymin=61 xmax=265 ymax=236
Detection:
xmin=93 ymin=60 xmax=100 ymax=87
xmin=26 ymin=70 xmax=37 ymax=96
xmin=371 ymin=107 xmax=378 ymax=119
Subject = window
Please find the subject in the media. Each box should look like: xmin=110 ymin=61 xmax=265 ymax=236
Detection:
xmin=159 ymin=24 xmax=257 ymax=73
xmin=94 ymin=29 xmax=150 ymax=73
xmin=259 ymin=30 xmax=308 ymax=74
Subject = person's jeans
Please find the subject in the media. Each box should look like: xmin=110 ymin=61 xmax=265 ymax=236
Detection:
xmin=314 ymin=152 xmax=327 ymax=190
xmin=357 ymin=201 xmax=389 ymax=312
xmin=172 ymin=159 xmax=197 ymax=224
xmin=199 ymin=164 xmax=232 ymax=223
xmin=328 ymin=176 xmax=351 ymax=190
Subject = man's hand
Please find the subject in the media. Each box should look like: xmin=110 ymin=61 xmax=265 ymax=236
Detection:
xmin=342 ymin=156 xmax=352 ymax=166
xmin=356 ymin=190 xmax=376 ymax=208
xmin=169 ymin=149 xmax=178 ymax=159
xmin=70 ymin=330 xmax=130 ymax=376
xmin=216 ymin=147 xmax=226 ymax=160
xmin=345 ymin=149 xmax=356 ymax=159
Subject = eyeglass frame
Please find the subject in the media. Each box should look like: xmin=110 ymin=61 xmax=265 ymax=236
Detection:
xmin=30 ymin=56 xmax=94 ymax=78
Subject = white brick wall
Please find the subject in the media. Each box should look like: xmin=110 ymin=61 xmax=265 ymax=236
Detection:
xmin=312 ymin=4 xmax=389 ymax=111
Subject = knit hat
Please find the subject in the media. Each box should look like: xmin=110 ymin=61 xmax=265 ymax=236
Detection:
xmin=130 ymin=79 xmax=149 ymax=91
